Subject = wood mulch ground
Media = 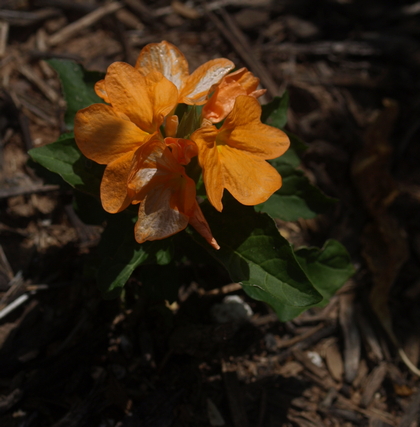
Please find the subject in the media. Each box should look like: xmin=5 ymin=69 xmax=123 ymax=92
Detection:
xmin=0 ymin=1 xmax=420 ymax=426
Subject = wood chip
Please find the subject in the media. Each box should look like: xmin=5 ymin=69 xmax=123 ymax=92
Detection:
xmin=293 ymin=349 xmax=328 ymax=379
xmin=171 ymin=1 xmax=201 ymax=20
xmin=324 ymin=340 xmax=344 ymax=382
xmin=0 ymin=21 xmax=9 ymax=58
xmin=222 ymin=360 xmax=249 ymax=427
xmin=18 ymin=63 xmax=59 ymax=103
xmin=356 ymin=310 xmax=384 ymax=363
xmin=360 ymin=362 xmax=388 ymax=408
xmin=339 ymin=294 xmax=361 ymax=383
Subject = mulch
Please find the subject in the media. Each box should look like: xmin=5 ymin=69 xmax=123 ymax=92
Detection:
xmin=0 ymin=1 xmax=420 ymax=426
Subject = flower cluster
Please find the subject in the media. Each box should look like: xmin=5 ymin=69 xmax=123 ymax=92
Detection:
xmin=74 ymin=41 xmax=290 ymax=249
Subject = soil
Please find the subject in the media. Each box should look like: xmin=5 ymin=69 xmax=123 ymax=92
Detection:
xmin=0 ymin=1 xmax=420 ymax=426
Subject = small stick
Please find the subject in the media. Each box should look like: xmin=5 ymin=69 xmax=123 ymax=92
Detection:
xmin=207 ymin=8 xmax=278 ymax=98
xmin=0 ymin=293 xmax=29 ymax=320
xmin=0 ymin=21 xmax=9 ymax=58
xmin=0 ymin=245 xmax=13 ymax=281
xmin=0 ymin=184 xmax=60 ymax=199
xmin=48 ymin=2 xmax=123 ymax=46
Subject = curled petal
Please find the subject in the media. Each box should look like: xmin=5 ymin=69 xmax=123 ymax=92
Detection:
xmin=220 ymin=146 xmax=282 ymax=206
xmin=203 ymin=68 xmax=266 ymax=123
xmin=94 ymin=80 xmax=110 ymax=103
xmin=135 ymin=185 xmax=189 ymax=244
xmin=75 ymin=103 xmax=150 ymax=164
xmin=220 ymin=96 xmax=290 ymax=159
xmin=135 ymin=40 xmax=189 ymax=91
xmin=188 ymin=204 xmax=220 ymax=250
xmin=165 ymin=137 xmax=198 ymax=165
xmin=180 ymin=58 xmax=235 ymax=105
xmin=100 ymin=151 xmax=134 ymax=213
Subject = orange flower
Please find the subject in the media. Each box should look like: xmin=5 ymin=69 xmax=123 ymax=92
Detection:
xmin=127 ymin=137 xmax=219 ymax=249
xmin=74 ymin=59 xmax=218 ymax=248
xmin=202 ymin=68 xmax=266 ymax=123
xmin=135 ymin=40 xmax=235 ymax=105
xmin=191 ymin=96 xmax=290 ymax=212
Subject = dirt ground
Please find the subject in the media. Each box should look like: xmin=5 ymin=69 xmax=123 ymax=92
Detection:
xmin=0 ymin=0 xmax=420 ymax=426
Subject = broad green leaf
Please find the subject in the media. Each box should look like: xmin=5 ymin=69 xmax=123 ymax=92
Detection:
xmin=272 ymin=240 xmax=354 ymax=319
xmin=261 ymin=92 xmax=289 ymax=129
xmin=28 ymin=134 xmax=104 ymax=197
xmin=193 ymin=198 xmax=322 ymax=319
xmin=96 ymin=215 xmax=173 ymax=299
xmin=256 ymin=164 xmax=336 ymax=221
xmin=47 ymin=59 xmax=103 ymax=130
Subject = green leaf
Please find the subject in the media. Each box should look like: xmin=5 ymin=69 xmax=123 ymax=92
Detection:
xmin=256 ymin=164 xmax=336 ymax=221
xmin=28 ymin=133 xmax=104 ymax=197
xmin=273 ymin=240 xmax=354 ymax=319
xmin=261 ymin=92 xmax=289 ymax=129
xmin=96 ymin=214 xmax=173 ymax=299
xmin=193 ymin=198 xmax=322 ymax=320
xmin=276 ymin=132 xmax=308 ymax=168
xmin=47 ymin=59 xmax=103 ymax=130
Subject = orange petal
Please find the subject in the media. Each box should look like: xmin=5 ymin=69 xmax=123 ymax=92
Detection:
xmin=127 ymin=138 xmax=166 ymax=202
xmin=180 ymin=58 xmax=235 ymax=105
xmin=135 ymin=40 xmax=189 ymax=91
xmin=135 ymin=185 xmax=189 ymax=244
xmin=219 ymin=146 xmax=282 ymax=206
xmin=165 ymin=137 xmax=198 ymax=165
xmin=188 ymin=203 xmax=220 ymax=250
xmin=202 ymin=68 xmax=266 ymax=123
xmin=105 ymin=63 xmax=178 ymax=133
xmin=100 ymin=151 xmax=134 ymax=213
xmin=221 ymin=96 xmax=290 ymax=159
xmin=202 ymin=80 xmax=246 ymax=123
xmin=74 ymin=103 xmax=150 ymax=164
xmin=94 ymin=79 xmax=109 ymax=103
xmin=191 ymin=125 xmax=224 ymax=211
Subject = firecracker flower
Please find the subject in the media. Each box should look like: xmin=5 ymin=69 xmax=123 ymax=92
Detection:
xmin=74 ymin=55 xmax=222 ymax=248
xmin=191 ymin=95 xmax=290 ymax=212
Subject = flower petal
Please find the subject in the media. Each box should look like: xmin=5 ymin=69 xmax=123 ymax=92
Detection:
xmin=219 ymin=146 xmax=282 ymax=206
xmin=191 ymin=125 xmax=224 ymax=211
xmin=100 ymin=151 xmax=134 ymax=213
xmin=188 ymin=203 xmax=220 ymax=250
xmin=74 ymin=103 xmax=150 ymax=164
xmin=105 ymin=63 xmax=178 ymax=133
xmin=135 ymin=185 xmax=189 ymax=244
xmin=165 ymin=137 xmax=198 ymax=165
xmin=180 ymin=58 xmax=235 ymax=105
xmin=221 ymin=96 xmax=290 ymax=159
xmin=202 ymin=68 xmax=266 ymax=123
xmin=135 ymin=40 xmax=189 ymax=91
